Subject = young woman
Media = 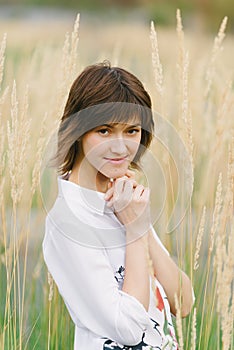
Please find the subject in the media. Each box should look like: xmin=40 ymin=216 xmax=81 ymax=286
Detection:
xmin=43 ymin=62 xmax=194 ymax=350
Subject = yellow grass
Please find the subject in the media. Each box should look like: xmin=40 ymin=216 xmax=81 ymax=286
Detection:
xmin=0 ymin=10 xmax=233 ymax=349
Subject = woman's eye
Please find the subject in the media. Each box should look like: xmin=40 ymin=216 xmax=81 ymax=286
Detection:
xmin=98 ymin=129 xmax=109 ymax=135
xmin=127 ymin=129 xmax=140 ymax=135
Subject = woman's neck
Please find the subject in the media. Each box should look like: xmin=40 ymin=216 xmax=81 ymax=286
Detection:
xmin=68 ymin=158 xmax=110 ymax=193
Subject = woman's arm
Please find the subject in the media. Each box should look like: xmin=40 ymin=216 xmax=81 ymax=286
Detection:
xmin=122 ymin=233 xmax=150 ymax=311
xmin=105 ymin=174 xmax=194 ymax=317
xmin=148 ymin=229 xmax=194 ymax=317
xmin=105 ymin=176 xmax=152 ymax=311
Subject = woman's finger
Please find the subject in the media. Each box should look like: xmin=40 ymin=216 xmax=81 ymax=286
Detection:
xmin=114 ymin=177 xmax=126 ymax=195
xmin=139 ymin=187 xmax=150 ymax=204
xmin=106 ymin=199 xmax=114 ymax=207
xmin=131 ymin=179 xmax=138 ymax=189
xmin=122 ymin=179 xmax=134 ymax=199
xmin=132 ymin=184 xmax=145 ymax=200
xmin=125 ymin=169 xmax=136 ymax=179
xmin=104 ymin=186 xmax=114 ymax=201
xmin=107 ymin=181 xmax=113 ymax=189
xmin=105 ymin=177 xmax=138 ymax=205
xmin=105 ymin=177 xmax=126 ymax=202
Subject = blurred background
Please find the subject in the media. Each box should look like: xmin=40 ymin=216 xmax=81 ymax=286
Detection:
xmin=0 ymin=0 xmax=234 ymax=31
xmin=0 ymin=1 xmax=233 ymax=349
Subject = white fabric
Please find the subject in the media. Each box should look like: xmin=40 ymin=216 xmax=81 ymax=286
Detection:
xmin=42 ymin=176 xmax=178 ymax=350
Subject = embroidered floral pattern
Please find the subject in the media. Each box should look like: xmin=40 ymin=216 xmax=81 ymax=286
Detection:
xmin=114 ymin=266 xmax=125 ymax=283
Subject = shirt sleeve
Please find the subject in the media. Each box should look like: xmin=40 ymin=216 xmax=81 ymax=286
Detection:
xmin=43 ymin=218 xmax=151 ymax=346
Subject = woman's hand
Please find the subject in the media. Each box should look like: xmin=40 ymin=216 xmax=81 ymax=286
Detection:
xmin=104 ymin=173 xmax=151 ymax=241
xmin=105 ymin=169 xmax=137 ymax=197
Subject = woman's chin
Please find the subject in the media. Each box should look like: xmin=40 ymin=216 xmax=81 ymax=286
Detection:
xmin=102 ymin=167 xmax=129 ymax=180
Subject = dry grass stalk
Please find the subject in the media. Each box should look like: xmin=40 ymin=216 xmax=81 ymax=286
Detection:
xmin=0 ymin=33 xmax=8 ymax=190
xmin=18 ymin=115 xmax=48 ymax=348
xmin=176 ymin=10 xmax=190 ymax=140
xmin=176 ymin=9 xmax=184 ymax=48
xmin=217 ymin=137 xmax=234 ymax=240
xmin=47 ymin=271 xmax=54 ymax=350
xmin=70 ymin=13 xmax=80 ymax=78
xmin=5 ymin=82 xmax=32 ymax=348
xmin=174 ymin=293 xmax=184 ymax=350
xmin=226 ymin=136 xmax=234 ymax=218
xmin=214 ymin=217 xmax=234 ymax=350
xmin=56 ymin=13 xmax=80 ymax=119
xmin=31 ymin=113 xmax=48 ymax=195
xmin=0 ymin=125 xmax=6 ymax=204
xmin=17 ymin=109 xmax=50 ymax=348
xmin=231 ymin=280 xmax=234 ymax=346
xmin=32 ymin=254 xmax=43 ymax=280
xmin=150 ymin=21 xmax=164 ymax=112
xmin=209 ymin=172 xmax=223 ymax=252
xmin=194 ymin=206 xmax=206 ymax=270
xmin=0 ymin=33 xmax=7 ymax=90
xmin=19 ymin=111 xmax=48 ymax=348
xmin=202 ymin=18 xmax=228 ymax=163
xmin=220 ymin=140 xmax=233 ymax=349
xmin=191 ymin=307 xmax=197 ymax=350
xmin=176 ymin=9 xmax=194 ymax=194
xmin=205 ymin=16 xmax=228 ymax=98
xmin=213 ymin=141 xmax=233 ymax=349
xmin=198 ymin=173 xmax=223 ymax=349
xmin=0 ymin=33 xmax=8 ymax=142
xmin=0 ymin=123 xmax=7 ymax=349
xmin=0 ymin=86 xmax=9 ymax=109
xmin=212 ymin=79 xmax=233 ymax=164
xmin=7 ymin=82 xmax=31 ymax=205
xmin=48 ymin=271 xmax=54 ymax=302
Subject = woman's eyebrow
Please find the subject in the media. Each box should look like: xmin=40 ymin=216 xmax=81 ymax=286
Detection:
xmin=126 ymin=123 xmax=141 ymax=128
xmin=100 ymin=123 xmax=141 ymax=128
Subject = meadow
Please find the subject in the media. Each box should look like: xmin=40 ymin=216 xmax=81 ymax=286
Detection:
xmin=0 ymin=9 xmax=233 ymax=349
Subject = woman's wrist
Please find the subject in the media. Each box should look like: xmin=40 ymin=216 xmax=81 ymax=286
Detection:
xmin=125 ymin=226 xmax=150 ymax=244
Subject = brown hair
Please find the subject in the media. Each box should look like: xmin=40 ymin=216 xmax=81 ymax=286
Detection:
xmin=49 ymin=61 xmax=154 ymax=175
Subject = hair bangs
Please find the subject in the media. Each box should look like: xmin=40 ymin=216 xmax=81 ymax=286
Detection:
xmin=79 ymin=102 xmax=152 ymax=134
xmin=94 ymin=102 xmax=142 ymax=127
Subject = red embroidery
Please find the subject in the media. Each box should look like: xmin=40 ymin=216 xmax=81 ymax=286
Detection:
xmin=155 ymin=287 xmax=164 ymax=311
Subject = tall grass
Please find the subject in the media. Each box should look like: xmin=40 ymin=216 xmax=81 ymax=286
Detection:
xmin=0 ymin=11 xmax=233 ymax=349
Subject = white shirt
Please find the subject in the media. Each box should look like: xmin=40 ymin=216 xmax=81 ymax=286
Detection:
xmin=42 ymin=176 xmax=178 ymax=350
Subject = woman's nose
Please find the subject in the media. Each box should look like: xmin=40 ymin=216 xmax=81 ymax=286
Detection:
xmin=109 ymin=137 xmax=128 ymax=155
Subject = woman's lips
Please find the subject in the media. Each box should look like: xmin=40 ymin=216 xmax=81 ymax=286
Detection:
xmin=104 ymin=156 xmax=128 ymax=164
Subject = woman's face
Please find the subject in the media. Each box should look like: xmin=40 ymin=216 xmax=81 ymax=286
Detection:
xmin=80 ymin=121 xmax=142 ymax=180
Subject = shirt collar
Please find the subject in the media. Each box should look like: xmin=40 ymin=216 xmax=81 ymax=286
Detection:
xmin=57 ymin=176 xmax=113 ymax=215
